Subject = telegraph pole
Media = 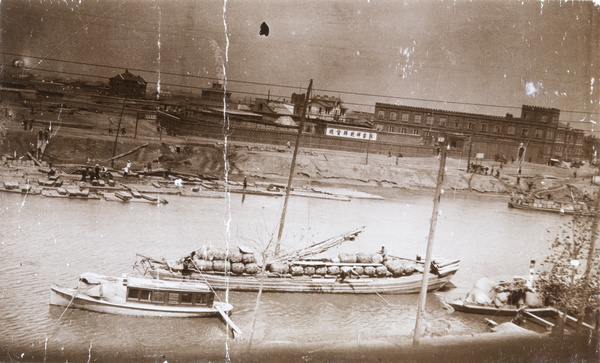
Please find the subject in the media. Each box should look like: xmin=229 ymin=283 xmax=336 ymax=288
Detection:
xmin=413 ymin=136 xmax=447 ymax=346
xmin=111 ymin=98 xmax=127 ymax=168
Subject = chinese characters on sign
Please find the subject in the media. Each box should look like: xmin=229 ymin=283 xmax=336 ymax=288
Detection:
xmin=326 ymin=127 xmax=377 ymax=141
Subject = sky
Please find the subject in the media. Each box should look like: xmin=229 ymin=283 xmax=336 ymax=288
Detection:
xmin=1 ymin=0 xmax=599 ymax=134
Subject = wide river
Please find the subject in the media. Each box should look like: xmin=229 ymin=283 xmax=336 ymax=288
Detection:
xmin=0 ymin=187 xmax=563 ymax=361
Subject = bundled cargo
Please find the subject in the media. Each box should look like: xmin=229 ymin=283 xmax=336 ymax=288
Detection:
xmin=339 ymin=253 xmax=357 ymax=263
xmin=291 ymin=266 xmax=304 ymax=276
xmin=304 ymin=266 xmax=316 ymax=276
xmin=315 ymin=266 xmax=327 ymax=275
xmin=244 ymin=263 xmax=259 ymax=275
xmin=384 ymin=260 xmax=405 ymax=277
xmin=193 ymin=259 xmax=213 ymax=271
xmin=228 ymin=251 xmax=243 ymax=263
xmin=327 ymin=266 xmax=341 ymax=275
xmin=371 ymin=253 xmax=383 ymax=264
xmin=364 ymin=266 xmax=376 ymax=276
xmin=375 ymin=266 xmax=389 ymax=276
xmin=268 ymin=262 xmax=289 ymax=274
xmin=353 ymin=266 xmax=364 ymax=275
xmin=356 ymin=252 xmax=371 ymax=263
xmin=231 ymin=262 xmax=245 ymax=274
xmin=211 ymin=248 xmax=227 ymax=261
xmin=242 ymin=253 xmax=257 ymax=264
xmin=212 ymin=260 xmax=230 ymax=272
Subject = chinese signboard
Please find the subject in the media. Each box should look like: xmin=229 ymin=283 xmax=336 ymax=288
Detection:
xmin=137 ymin=111 xmax=157 ymax=121
xmin=326 ymin=127 xmax=377 ymax=141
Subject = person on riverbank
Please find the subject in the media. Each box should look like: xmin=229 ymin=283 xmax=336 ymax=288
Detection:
xmin=123 ymin=160 xmax=131 ymax=179
xmin=94 ymin=164 xmax=100 ymax=180
xmin=243 ymin=176 xmax=247 ymax=190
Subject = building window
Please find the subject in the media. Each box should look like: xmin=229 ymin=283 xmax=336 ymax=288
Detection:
xmin=454 ymin=121 xmax=460 ymax=129
xmin=535 ymin=129 xmax=543 ymax=138
xmin=467 ymin=122 xmax=474 ymax=130
xmin=400 ymin=127 xmax=407 ymax=133
xmin=414 ymin=115 xmax=421 ymax=124
xmin=480 ymin=124 xmax=488 ymax=132
xmin=546 ymin=131 xmax=554 ymax=140
xmin=387 ymin=126 xmax=395 ymax=132
xmin=412 ymin=129 xmax=420 ymax=135
xmin=494 ymin=125 xmax=502 ymax=133
xmin=426 ymin=116 xmax=434 ymax=125
xmin=439 ymin=117 xmax=447 ymax=127
xmin=541 ymin=115 xmax=548 ymax=123
xmin=507 ymin=126 xmax=515 ymax=135
xmin=390 ymin=112 xmax=397 ymax=121
xmin=375 ymin=124 xmax=383 ymax=131
xmin=521 ymin=128 xmax=529 ymax=137
xmin=402 ymin=113 xmax=409 ymax=122
xmin=377 ymin=110 xmax=384 ymax=119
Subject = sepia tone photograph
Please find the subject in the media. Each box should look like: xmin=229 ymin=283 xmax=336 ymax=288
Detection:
xmin=1 ymin=0 xmax=599 ymax=362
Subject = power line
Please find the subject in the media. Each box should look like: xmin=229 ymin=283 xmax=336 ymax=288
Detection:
xmin=4 ymin=52 xmax=598 ymax=117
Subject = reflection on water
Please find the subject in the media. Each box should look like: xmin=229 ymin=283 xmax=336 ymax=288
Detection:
xmin=0 ymin=190 xmax=563 ymax=359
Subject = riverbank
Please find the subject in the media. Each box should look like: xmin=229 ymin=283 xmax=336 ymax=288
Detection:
xmin=2 ymin=126 xmax=597 ymax=200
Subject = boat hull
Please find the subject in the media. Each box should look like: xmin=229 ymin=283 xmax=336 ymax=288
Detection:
xmin=50 ymin=286 xmax=232 ymax=318
xmin=449 ymin=300 xmax=557 ymax=317
xmin=149 ymin=268 xmax=457 ymax=294
xmin=508 ymin=202 xmax=594 ymax=216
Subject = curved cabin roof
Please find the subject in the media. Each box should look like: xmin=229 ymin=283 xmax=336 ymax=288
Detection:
xmin=127 ymin=276 xmax=211 ymax=292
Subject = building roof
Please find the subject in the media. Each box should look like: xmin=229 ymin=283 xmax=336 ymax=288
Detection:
xmin=110 ymin=69 xmax=147 ymax=85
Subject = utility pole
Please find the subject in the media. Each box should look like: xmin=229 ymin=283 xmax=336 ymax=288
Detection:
xmin=111 ymin=98 xmax=127 ymax=168
xmin=413 ymin=136 xmax=447 ymax=346
xmin=275 ymin=79 xmax=312 ymax=257
xmin=466 ymin=132 xmax=473 ymax=170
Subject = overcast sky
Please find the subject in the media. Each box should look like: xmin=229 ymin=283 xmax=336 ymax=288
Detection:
xmin=2 ymin=0 xmax=599 ymax=134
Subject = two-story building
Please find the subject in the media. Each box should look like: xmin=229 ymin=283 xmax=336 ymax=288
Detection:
xmin=373 ymin=103 xmax=585 ymax=164
xmin=108 ymin=69 xmax=147 ymax=99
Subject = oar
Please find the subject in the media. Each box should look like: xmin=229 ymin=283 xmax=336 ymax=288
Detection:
xmin=216 ymin=304 xmax=243 ymax=339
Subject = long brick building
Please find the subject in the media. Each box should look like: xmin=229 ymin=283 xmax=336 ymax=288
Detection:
xmin=373 ymin=103 xmax=585 ymax=164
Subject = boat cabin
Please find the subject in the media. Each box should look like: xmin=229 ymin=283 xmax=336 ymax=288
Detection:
xmin=124 ymin=277 xmax=214 ymax=307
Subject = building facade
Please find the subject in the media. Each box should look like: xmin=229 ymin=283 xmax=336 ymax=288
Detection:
xmin=108 ymin=69 xmax=147 ymax=99
xmin=373 ymin=103 xmax=585 ymax=164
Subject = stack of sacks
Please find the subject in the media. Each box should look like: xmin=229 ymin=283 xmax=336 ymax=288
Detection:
xmin=191 ymin=246 xmax=260 ymax=275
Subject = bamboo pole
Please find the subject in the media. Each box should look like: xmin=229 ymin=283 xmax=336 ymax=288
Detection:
xmin=413 ymin=138 xmax=447 ymax=346
xmin=274 ymin=79 xmax=312 ymax=257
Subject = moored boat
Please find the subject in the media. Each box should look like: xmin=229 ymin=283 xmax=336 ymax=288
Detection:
xmin=449 ymin=299 xmax=557 ymax=317
xmin=135 ymin=227 xmax=461 ymax=294
xmin=50 ymin=272 xmax=233 ymax=318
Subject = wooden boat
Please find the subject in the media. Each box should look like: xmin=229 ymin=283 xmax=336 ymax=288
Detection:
xmin=50 ymin=272 xmax=233 ymax=318
xmin=135 ymin=227 xmax=461 ymax=294
xmin=507 ymin=201 xmax=595 ymax=216
xmin=449 ymin=299 xmax=557 ymax=317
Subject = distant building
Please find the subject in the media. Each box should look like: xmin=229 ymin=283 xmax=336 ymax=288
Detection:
xmin=373 ymin=103 xmax=585 ymax=163
xmin=108 ymin=69 xmax=147 ymax=99
xmin=201 ymin=81 xmax=231 ymax=104
xmin=292 ymin=93 xmax=347 ymax=122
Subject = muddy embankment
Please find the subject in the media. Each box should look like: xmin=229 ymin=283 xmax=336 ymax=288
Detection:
xmin=0 ymin=129 xmax=529 ymax=194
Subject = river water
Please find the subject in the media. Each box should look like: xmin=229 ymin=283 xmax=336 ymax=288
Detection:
xmin=0 ymin=188 xmax=563 ymax=361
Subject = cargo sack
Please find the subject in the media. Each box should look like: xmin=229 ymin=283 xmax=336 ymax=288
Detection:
xmin=364 ymin=266 xmax=376 ymax=276
xmin=211 ymin=248 xmax=227 ymax=261
xmin=193 ymin=259 xmax=213 ymax=271
xmin=212 ymin=260 xmax=230 ymax=272
xmin=228 ymin=251 xmax=243 ymax=263
xmin=375 ymin=266 xmax=388 ymax=276
xmin=196 ymin=246 xmax=212 ymax=260
xmin=371 ymin=253 xmax=383 ymax=264
xmin=291 ymin=266 xmax=304 ymax=276
xmin=242 ymin=253 xmax=257 ymax=264
xmin=356 ymin=252 xmax=371 ymax=263
xmin=339 ymin=253 xmax=357 ymax=263
xmin=231 ymin=262 xmax=245 ymax=275
xmin=315 ymin=266 xmax=327 ymax=275
xmin=244 ymin=263 xmax=259 ymax=275
xmin=384 ymin=260 xmax=404 ymax=277
xmin=269 ymin=263 xmax=289 ymax=274
xmin=353 ymin=266 xmax=365 ymax=275
xmin=327 ymin=266 xmax=341 ymax=275
xmin=465 ymin=288 xmax=492 ymax=305
xmin=304 ymin=266 xmax=316 ymax=276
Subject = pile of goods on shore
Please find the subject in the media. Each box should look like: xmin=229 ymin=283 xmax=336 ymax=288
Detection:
xmin=179 ymin=247 xmax=420 ymax=278
xmin=465 ymin=277 xmax=545 ymax=308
